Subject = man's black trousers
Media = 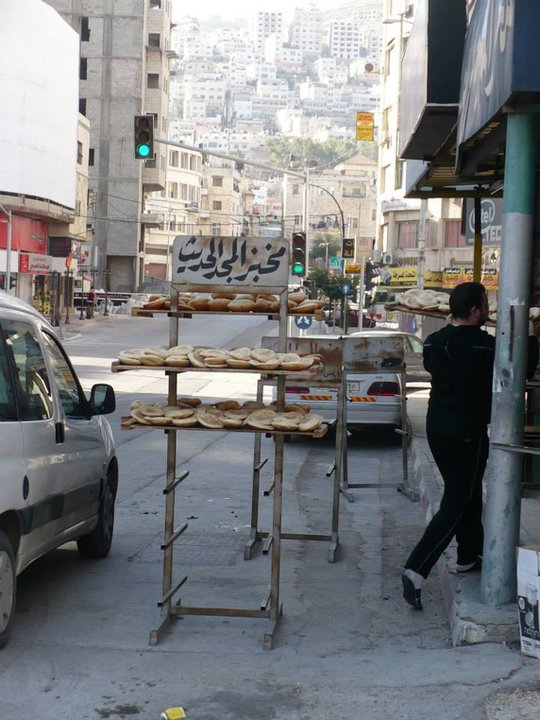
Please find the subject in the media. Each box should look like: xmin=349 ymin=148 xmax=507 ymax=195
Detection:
xmin=405 ymin=423 xmax=489 ymax=578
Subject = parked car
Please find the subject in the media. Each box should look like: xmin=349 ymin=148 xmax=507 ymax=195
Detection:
xmin=281 ymin=330 xmax=427 ymax=428
xmin=0 ymin=291 xmax=118 ymax=646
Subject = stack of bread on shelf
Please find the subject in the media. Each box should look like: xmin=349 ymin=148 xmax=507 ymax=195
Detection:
xmin=389 ymin=288 xmax=540 ymax=323
xmin=118 ymin=345 xmax=322 ymax=371
xmin=139 ymin=290 xmax=325 ymax=314
xmin=128 ymin=397 xmax=324 ymax=432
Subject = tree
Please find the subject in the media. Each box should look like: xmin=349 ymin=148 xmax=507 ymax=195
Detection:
xmin=265 ymin=137 xmax=359 ymax=169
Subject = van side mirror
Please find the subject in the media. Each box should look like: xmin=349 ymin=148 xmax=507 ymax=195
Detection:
xmin=90 ymin=384 xmax=116 ymax=415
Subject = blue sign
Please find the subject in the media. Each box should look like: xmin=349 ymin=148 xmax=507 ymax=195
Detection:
xmin=342 ymin=284 xmax=351 ymax=294
xmin=294 ymin=315 xmax=313 ymax=330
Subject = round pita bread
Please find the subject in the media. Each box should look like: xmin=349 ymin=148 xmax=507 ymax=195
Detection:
xmin=165 ymin=355 xmax=190 ymax=367
xmin=172 ymin=416 xmax=199 ymax=427
xmin=298 ymin=414 xmax=323 ymax=432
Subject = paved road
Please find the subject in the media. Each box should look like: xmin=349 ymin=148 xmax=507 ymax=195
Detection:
xmin=1 ymin=315 xmax=538 ymax=720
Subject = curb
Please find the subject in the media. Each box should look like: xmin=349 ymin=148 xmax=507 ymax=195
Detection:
xmin=409 ymin=433 xmax=520 ymax=647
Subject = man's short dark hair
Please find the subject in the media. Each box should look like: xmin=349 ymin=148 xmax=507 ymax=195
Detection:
xmin=449 ymin=282 xmax=486 ymax=319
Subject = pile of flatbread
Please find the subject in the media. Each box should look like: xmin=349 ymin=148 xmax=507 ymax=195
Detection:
xmin=391 ymin=288 xmax=451 ymax=314
xmin=390 ymin=288 xmax=540 ymax=323
xmin=128 ymin=397 xmax=324 ymax=432
xmin=141 ymin=290 xmax=325 ymax=315
xmin=118 ymin=345 xmax=323 ymax=372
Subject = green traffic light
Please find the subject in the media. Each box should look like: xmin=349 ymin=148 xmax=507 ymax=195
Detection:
xmin=137 ymin=144 xmax=151 ymax=158
xmin=292 ymin=261 xmax=305 ymax=275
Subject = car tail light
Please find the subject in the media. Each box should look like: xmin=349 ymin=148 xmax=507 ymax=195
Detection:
xmin=367 ymin=381 xmax=400 ymax=396
xmin=285 ymin=387 xmax=310 ymax=394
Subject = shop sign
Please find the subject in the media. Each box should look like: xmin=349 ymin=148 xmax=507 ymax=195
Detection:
xmin=443 ymin=267 xmax=499 ymax=290
xmin=384 ymin=266 xmax=417 ymax=287
xmin=464 ymin=198 xmax=502 ymax=246
xmin=172 ymin=235 xmax=289 ymax=288
xmin=356 ymin=112 xmax=374 ymax=142
xmin=19 ymin=253 xmax=52 ymax=274
xmin=345 ymin=262 xmax=361 ymax=274
xmin=424 ymin=270 xmax=443 ymax=288
xmin=0 ymin=216 xmax=47 ymax=254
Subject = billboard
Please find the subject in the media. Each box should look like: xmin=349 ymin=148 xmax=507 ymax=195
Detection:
xmin=463 ymin=198 xmax=502 ymax=246
xmin=0 ymin=1 xmax=79 ymax=209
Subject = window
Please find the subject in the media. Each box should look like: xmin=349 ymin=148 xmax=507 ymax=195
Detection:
xmin=147 ymin=73 xmax=159 ymax=89
xmin=292 ymin=184 xmax=300 ymax=195
xmin=211 ymin=224 xmax=221 ymax=235
xmin=41 ymin=333 xmax=86 ymax=418
xmin=212 ymin=176 xmax=223 ymax=187
xmin=148 ymin=33 xmax=160 ymax=48
xmin=79 ymin=98 xmax=87 ymax=116
xmin=169 ymin=182 xmax=178 ymax=199
xmin=81 ymin=16 xmax=90 ymax=41
xmin=89 ymin=148 xmax=95 ymax=166
xmin=150 ymin=0 xmax=161 ymax=7
xmin=80 ymin=57 xmax=88 ymax=80
xmin=395 ymin=160 xmax=404 ymax=190
xmin=0 ymin=332 xmax=17 ymax=421
xmin=77 ymin=141 xmax=83 ymax=165
xmin=212 ymin=201 xmax=222 ymax=210
xmin=397 ymin=221 xmax=418 ymax=249
xmin=444 ymin=219 xmax=466 ymax=247
xmin=169 ymin=150 xmax=179 ymax=167
xmin=4 ymin=321 xmax=52 ymax=421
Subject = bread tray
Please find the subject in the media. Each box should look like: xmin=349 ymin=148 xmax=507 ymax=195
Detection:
xmin=111 ymin=361 xmax=322 ymax=377
xmin=120 ymin=416 xmax=328 ymax=438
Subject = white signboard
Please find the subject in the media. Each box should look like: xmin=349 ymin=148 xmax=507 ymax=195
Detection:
xmin=172 ymin=235 xmax=289 ymax=288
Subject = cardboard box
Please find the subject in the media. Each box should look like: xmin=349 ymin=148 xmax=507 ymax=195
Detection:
xmin=517 ymin=546 xmax=540 ymax=658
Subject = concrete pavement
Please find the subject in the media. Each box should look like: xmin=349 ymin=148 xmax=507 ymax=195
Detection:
xmin=4 ymin=313 xmax=539 ymax=720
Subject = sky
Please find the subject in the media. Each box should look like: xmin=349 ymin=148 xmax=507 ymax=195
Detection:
xmin=172 ymin=0 xmax=339 ymax=22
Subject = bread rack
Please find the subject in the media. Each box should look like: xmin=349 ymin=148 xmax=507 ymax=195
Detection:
xmin=114 ymin=235 xmax=328 ymax=648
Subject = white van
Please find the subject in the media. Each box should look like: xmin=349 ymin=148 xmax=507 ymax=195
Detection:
xmin=0 ymin=291 xmax=117 ymax=646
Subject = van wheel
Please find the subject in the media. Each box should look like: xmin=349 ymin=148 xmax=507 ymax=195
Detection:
xmin=77 ymin=481 xmax=115 ymax=559
xmin=0 ymin=532 xmax=16 ymax=649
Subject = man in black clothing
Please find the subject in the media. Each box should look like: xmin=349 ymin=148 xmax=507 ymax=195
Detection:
xmin=402 ymin=282 xmax=539 ymax=610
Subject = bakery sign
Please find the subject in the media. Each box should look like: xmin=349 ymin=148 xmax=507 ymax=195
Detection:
xmin=172 ymin=235 xmax=289 ymax=288
xmin=19 ymin=253 xmax=52 ymax=274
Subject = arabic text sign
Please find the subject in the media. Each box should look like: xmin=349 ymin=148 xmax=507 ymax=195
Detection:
xmin=356 ymin=111 xmax=374 ymax=142
xmin=172 ymin=235 xmax=289 ymax=288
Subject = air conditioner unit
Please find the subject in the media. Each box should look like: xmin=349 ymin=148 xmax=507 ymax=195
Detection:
xmin=382 ymin=252 xmax=394 ymax=265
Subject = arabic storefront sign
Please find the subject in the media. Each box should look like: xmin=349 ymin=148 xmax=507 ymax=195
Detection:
xmin=19 ymin=253 xmax=52 ymax=274
xmin=424 ymin=270 xmax=443 ymax=288
xmin=384 ymin=266 xmax=418 ymax=288
xmin=356 ymin=112 xmax=374 ymax=142
xmin=172 ymin=235 xmax=289 ymax=288
xmin=443 ymin=267 xmax=499 ymax=289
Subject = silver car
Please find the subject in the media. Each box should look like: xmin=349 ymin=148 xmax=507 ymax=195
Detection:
xmin=0 ymin=292 xmax=117 ymax=646
xmin=282 ymin=330 xmax=426 ymax=427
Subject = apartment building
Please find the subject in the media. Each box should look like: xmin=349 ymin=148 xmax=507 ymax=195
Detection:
xmin=250 ymin=11 xmax=284 ymax=58
xmin=289 ymin=5 xmax=324 ymax=54
xmin=46 ymin=0 xmax=173 ymax=292
xmin=183 ymin=75 xmax=227 ymax=118
xmin=200 ymin=163 xmax=246 ymax=238
xmin=144 ymin=147 xmax=203 ymax=281
xmin=328 ymin=21 xmax=364 ymax=60
xmin=264 ymin=36 xmax=303 ymax=69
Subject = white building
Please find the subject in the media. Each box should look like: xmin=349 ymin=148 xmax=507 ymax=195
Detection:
xmin=288 ymin=5 xmax=324 ymax=53
xmin=264 ymin=36 xmax=303 ymax=69
xmin=328 ymin=21 xmax=363 ymax=60
xmin=144 ymin=147 xmax=203 ymax=281
xmin=250 ymin=11 xmax=284 ymax=58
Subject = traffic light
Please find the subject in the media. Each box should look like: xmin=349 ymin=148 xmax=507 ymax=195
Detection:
xmin=291 ymin=232 xmax=307 ymax=277
xmin=342 ymin=237 xmax=355 ymax=259
xmin=134 ymin=115 xmax=154 ymax=159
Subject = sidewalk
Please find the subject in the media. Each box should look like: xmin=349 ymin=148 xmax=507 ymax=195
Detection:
xmin=407 ymin=391 xmax=540 ymax=647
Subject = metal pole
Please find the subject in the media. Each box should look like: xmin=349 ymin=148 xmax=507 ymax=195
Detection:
xmin=358 ymin=256 xmax=366 ymax=330
xmin=417 ymin=199 xmax=427 ymax=290
xmin=473 ymin=196 xmax=483 ymax=282
xmin=303 ymin=167 xmax=310 ymax=266
xmin=481 ymin=111 xmax=537 ymax=606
